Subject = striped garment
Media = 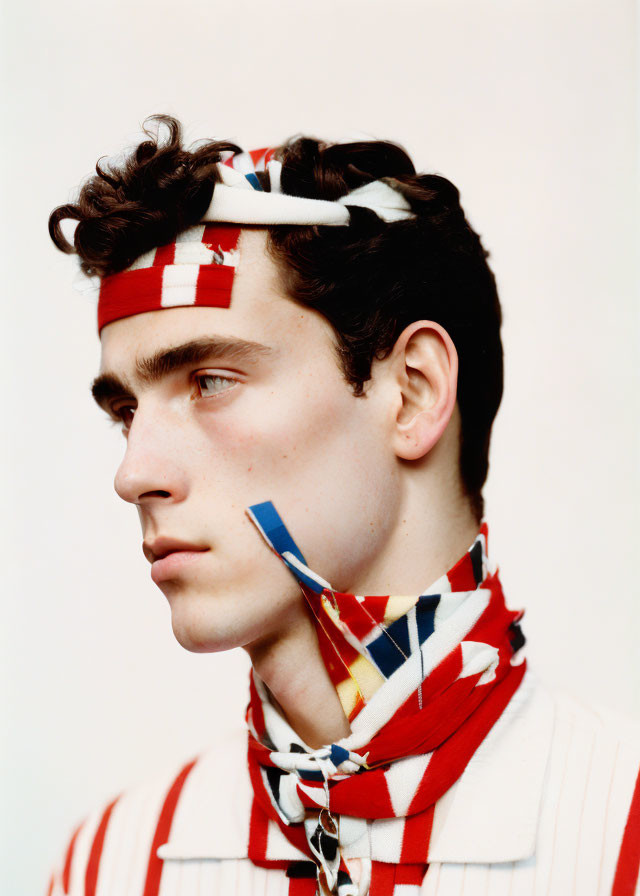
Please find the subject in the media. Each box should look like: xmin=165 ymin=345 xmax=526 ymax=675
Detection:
xmin=46 ymin=511 xmax=640 ymax=895
xmin=45 ymin=674 xmax=640 ymax=896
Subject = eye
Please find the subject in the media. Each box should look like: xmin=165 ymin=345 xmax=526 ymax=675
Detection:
xmin=193 ymin=373 xmax=238 ymax=398
xmin=111 ymin=404 xmax=136 ymax=431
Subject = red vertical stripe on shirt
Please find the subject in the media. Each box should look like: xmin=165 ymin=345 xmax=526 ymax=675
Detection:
xmin=370 ymin=861 xmax=397 ymax=896
xmin=396 ymin=863 xmax=429 ymax=885
xmin=142 ymin=758 xmax=197 ymax=896
xmin=287 ymin=875 xmax=317 ymax=896
xmin=61 ymin=823 xmax=82 ymax=893
xmin=248 ymin=795 xmax=270 ymax=862
xmin=84 ymin=797 xmax=119 ymax=896
xmin=612 ymin=762 xmax=640 ymax=896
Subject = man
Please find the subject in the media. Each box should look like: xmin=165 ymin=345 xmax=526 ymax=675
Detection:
xmin=46 ymin=115 xmax=639 ymax=896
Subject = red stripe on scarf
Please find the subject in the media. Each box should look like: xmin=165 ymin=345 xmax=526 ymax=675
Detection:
xmin=314 ymin=617 xmax=364 ymax=705
xmin=391 ymin=646 xmax=464 ymax=723
xmin=297 ymin=766 xmax=396 ymax=818
xmin=465 ymin=573 xmax=519 ymax=645
xmin=363 ymin=654 xmax=483 ymax=765
xmin=247 ymin=756 xmax=319 ymax=859
xmin=84 ymin=797 xmax=118 ymax=896
xmin=399 ymin=804 xmax=434 ymax=864
xmin=446 ymin=522 xmax=488 ymax=591
xmin=387 ymin=647 xmax=515 ymax=763
xmin=612 ymin=761 xmax=640 ymax=896
xmin=142 ymin=758 xmax=197 ymax=896
xmin=407 ymin=659 xmax=526 ymax=814
xmin=446 ymin=553 xmax=478 ymax=591
xmin=327 ymin=590 xmax=391 ymax=641
xmin=306 ymin=590 xmax=364 ymax=671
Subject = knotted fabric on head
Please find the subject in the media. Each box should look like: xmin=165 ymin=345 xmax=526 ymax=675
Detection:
xmin=243 ymin=501 xmax=527 ymax=896
xmin=92 ymin=146 xmax=415 ymax=333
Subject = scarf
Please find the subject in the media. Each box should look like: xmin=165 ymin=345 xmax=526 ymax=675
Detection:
xmin=244 ymin=501 xmax=527 ymax=896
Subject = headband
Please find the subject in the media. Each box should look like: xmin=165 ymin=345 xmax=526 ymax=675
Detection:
xmin=94 ymin=146 xmax=415 ymax=332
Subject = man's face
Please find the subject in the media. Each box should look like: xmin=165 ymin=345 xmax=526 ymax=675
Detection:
xmin=95 ymin=229 xmax=401 ymax=653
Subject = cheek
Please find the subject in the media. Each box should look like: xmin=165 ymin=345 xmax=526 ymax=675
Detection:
xmin=197 ymin=372 xmax=367 ymax=491
xmin=194 ymin=375 xmax=399 ymax=588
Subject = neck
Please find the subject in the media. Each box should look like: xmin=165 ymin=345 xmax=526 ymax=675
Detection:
xmin=246 ymin=604 xmax=351 ymax=749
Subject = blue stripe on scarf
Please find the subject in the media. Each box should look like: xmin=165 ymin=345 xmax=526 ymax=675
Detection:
xmin=367 ymin=595 xmax=440 ymax=678
xmin=248 ymin=501 xmax=307 ymax=566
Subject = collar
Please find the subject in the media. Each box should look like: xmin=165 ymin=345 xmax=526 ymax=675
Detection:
xmin=157 ymin=667 xmax=555 ymax=865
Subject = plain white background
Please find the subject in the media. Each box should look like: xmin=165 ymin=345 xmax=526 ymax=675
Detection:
xmin=1 ymin=1 xmax=638 ymax=894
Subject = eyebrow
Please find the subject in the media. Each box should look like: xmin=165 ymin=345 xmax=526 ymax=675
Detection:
xmin=90 ymin=336 xmax=275 ymax=411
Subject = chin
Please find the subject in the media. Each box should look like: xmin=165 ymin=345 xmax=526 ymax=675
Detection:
xmin=169 ymin=604 xmax=231 ymax=654
xmin=165 ymin=587 xmax=248 ymax=654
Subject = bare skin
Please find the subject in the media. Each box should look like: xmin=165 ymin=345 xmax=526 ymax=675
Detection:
xmin=95 ymin=229 xmax=480 ymax=748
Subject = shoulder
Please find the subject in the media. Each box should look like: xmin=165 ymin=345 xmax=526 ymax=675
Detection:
xmin=546 ymin=676 xmax=640 ymax=740
xmin=428 ymin=671 xmax=640 ymax=893
xmin=46 ymin=727 xmax=250 ymax=896
xmin=533 ymin=674 xmax=640 ymax=895
xmin=540 ymin=675 xmax=640 ymax=793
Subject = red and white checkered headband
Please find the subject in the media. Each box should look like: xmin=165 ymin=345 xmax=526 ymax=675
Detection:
xmin=93 ymin=147 xmax=415 ymax=333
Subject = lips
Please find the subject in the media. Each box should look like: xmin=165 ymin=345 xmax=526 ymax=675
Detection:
xmin=149 ymin=549 xmax=210 ymax=586
xmin=143 ymin=537 xmax=210 ymax=565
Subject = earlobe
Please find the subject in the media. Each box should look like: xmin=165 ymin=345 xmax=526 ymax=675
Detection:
xmin=391 ymin=321 xmax=458 ymax=461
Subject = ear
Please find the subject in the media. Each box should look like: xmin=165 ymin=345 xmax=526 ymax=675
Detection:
xmin=388 ymin=320 xmax=458 ymax=461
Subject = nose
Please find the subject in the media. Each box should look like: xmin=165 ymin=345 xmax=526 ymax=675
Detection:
xmin=113 ymin=403 xmax=189 ymax=506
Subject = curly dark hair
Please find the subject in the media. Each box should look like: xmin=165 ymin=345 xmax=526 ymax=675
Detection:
xmin=49 ymin=114 xmax=503 ymax=523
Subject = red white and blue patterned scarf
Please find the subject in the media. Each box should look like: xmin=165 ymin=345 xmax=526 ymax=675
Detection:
xmin=244 ymin=501 xmax=527 ymax=896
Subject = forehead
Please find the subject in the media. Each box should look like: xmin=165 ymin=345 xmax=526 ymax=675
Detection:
xmin=98 ymin=229 xmax=331 ymax=376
